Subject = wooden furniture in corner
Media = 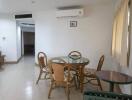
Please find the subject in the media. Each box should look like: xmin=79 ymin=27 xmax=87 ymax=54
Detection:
xmin=0 ymin=52 xmax=5 ymax=68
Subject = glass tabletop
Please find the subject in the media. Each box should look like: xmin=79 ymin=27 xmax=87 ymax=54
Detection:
xmin=96 ymin=70 xmax=132 ymax=84
xmin=52 ymin=56 xmax=89 ymax=65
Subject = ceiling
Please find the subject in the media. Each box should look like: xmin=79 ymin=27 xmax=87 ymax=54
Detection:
xmin=0 ymin=0 xmax=117 ymax=14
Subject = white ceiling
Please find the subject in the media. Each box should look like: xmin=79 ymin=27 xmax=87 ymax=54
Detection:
xmin=0 ymin=0 xmax=32 ymax=14
xmin=0 ymin=0 xmax=117 ymax=14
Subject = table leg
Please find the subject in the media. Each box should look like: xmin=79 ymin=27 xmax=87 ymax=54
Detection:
xmin=109 ymin=83 xmax=114 ymax=92
xmin=79 ymin=65 xmax=84 ymax=93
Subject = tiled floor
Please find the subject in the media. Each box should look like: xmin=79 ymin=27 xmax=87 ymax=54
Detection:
xmin=0 ymin=56 xmax=85 ymax=100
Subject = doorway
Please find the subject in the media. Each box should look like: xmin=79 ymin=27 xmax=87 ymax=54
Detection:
xmin=21 ymin=24 xmax=35 ymax=56
xmin=16 ymin=18 xmax=35 ymax=59
xmin=23 ymin=31 xmax=35 ymax=55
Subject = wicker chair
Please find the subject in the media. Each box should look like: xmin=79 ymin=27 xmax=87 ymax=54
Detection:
xmin=36 ymin=52 xmax=50 ymax=84
xmin=84 ymin=55 xmax=104 ymax=91
xmin=68 ymin=51 xmax=82 ymax=87
xmin=48 ymin=58 xmax=76 ymax=100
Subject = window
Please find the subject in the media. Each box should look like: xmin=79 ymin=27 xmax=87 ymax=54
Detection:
xmin=112 ymin=0 xmax=130 ymax=67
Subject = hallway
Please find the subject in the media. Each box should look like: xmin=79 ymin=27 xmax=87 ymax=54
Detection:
xmin=0 ymin=56 xmax=83 ymax=100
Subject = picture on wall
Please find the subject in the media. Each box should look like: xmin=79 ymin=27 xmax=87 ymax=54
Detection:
xmin=70 ymin=21 xmax=77 ymax=27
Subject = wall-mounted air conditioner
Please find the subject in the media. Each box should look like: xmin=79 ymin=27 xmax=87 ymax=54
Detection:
xmin=56 ymin=8 xmax=84 ymax=18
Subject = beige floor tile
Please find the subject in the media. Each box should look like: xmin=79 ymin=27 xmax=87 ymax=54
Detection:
xmin=0 ymin=56 xmax=84 ymax=100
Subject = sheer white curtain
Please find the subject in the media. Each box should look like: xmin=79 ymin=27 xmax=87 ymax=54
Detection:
xmin=112 ymin=0 xmax=129 ymax=67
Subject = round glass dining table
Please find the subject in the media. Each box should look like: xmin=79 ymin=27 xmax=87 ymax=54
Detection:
xmin=52 ymin=56 xmax=89 ymax=65
xmin=51 ymin=56 xmax=89 ymax=92
xmin=96 ymin=70 xmax=132 ymax=92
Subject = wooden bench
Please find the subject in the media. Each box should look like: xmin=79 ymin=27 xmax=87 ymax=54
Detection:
xmin=0 ymin=51 xmax=5 ymax=68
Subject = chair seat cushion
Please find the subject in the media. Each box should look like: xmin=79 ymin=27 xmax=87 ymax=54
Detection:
xmin=52 ymin=72 xmax=74 ymax=82
xmin=84 ymin=68 xmax=97 ymax=78
xmin=85 ymin=68 xmax=96 ymax=74
xmin=42 ymin=66 xmax=49 ymax=72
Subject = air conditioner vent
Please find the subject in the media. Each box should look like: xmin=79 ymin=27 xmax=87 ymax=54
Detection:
xmin=15 ymin=14 xmax=32 ymax=19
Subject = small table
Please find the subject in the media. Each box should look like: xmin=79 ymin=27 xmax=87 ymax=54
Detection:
xmin=52 ymin=56 xmax=89 ymax=92
xmin=96 ymin=70 xmax=132 ymax=92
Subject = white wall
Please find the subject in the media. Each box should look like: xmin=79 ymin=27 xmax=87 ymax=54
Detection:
xmin=33 ymin=2 xmax=115 ymax=69
xmin=16 ymin=23 xmax=22 ymax=59
xmin=21 ymin=30 xmax=24 ymax=55
xmin=0 ymin=13 xmax=18 ymax=62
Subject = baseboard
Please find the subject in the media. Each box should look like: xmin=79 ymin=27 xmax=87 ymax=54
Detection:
xmin=5 ymin=56 xmax=23 ymax=64
xmin=17 ymin=56 xmax=23 ymax=63
xmin=5 ymin=61 xmax=18 ymax=64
